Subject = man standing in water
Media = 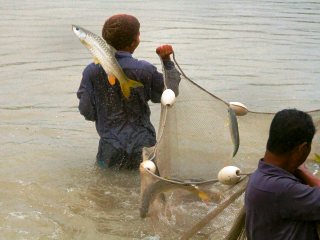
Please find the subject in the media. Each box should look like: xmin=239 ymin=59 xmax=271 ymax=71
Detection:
xmin=245 ymin=109 xmax=320 ymax=239
xmin=77 ymin=14 xmax=180 ymax=169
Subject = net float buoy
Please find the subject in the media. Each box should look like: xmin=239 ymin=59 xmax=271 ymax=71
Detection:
xmin=229 ymin=102 xmax=248 ymax=116
xmin=161 ymin=89 xmax=176 ymax=106
xmin=140 ymin=160 xmax=157 ymax=173
xmin=218 ymin=166 xmax=241 ymax=185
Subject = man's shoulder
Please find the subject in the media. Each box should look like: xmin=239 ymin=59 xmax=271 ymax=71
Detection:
xmin=84 ymin=62 xmax=100 ymax=72
xmin=121 ymin=56 xmax=157 ymax=74
xmin=247 ymin=169 xmax=296 ymax=194
xmin=137 ymin=59 xmax=156 ymax=71
xmin=82 ymin=63 xmax=101 ymax=78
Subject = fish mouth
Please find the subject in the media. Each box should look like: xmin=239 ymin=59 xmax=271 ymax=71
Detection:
xmin=72 ymin=24 xmax=78 ymax=32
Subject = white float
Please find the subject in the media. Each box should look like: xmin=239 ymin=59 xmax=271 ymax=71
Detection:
xmin=229 ymin=102 xmax=248 ymax=116
xmin=218 ymin=166 xmax=241 ymax=185
xmin=140 ymin=160 xmax=157 ymax=173
xmin=161 ymin=89 xmax=176 ymax=106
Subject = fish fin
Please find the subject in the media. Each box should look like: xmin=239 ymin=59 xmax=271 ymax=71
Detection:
xmin=127 ymin=79 xmax=144 ymax=88
xmin=189 ymin=185 xmax=211 ymax=204
xmin=121 ymin=79 xmax=144 ymax=99
xmin=93 ymin=57 xmax=100 ymax=65
xmin=197 ymin=190 xmax=211 ymax=204
xmin=108 ymin=74 xmax=116 ymax=85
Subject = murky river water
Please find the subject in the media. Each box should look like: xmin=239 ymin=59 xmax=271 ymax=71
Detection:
xmin=0 ymin=0 xmax=319 ymax=239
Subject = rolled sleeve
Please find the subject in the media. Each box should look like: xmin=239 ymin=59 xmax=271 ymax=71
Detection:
xmin=163 ymin=60 xmax=181 ymax=96
xmin=149 ymin=60 xmax=181 ymax=102
xmin=163 ymin=60 xmax=175 ymax=70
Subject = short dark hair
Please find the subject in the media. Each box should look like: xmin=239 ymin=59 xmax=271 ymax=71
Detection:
xmin=102 ymin=14 xmax=140 ymax=50
xmin=266 ymin=109 xmax=316 ymax=154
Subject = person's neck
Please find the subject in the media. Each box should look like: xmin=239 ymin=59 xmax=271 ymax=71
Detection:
xmin=119 ymin=46 xmax=135 ymax=54
xmin=264 ymin=150 xmax=296 ymax=173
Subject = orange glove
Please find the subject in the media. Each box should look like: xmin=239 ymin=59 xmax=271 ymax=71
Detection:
xmin=156 ymin=44 xmax=173 ymax=60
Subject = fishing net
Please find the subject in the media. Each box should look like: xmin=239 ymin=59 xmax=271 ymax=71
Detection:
xmin=156 ymin=70 xmax=235 ymax=180
xmin=140 ymin=54 xmax=320 ymax=239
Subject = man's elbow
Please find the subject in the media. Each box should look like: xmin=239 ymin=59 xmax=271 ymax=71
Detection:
xmin=150 ymin=92 xmax=162 ymax=103
xmin=78 ymin=104 xmax=96 ymax=121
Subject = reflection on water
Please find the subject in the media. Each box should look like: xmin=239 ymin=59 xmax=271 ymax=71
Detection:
xmin=0 ymin=0 xmax=319 ymax=239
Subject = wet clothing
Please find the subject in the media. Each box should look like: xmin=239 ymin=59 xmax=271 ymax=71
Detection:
xmin=245 ymin=159 xmax=320 ymax=240
xmin=77 ymin=51 xmax=180 ymax=169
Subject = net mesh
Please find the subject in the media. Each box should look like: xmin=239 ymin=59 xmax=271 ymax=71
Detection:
xmin=155 ymin=72 xmax=235 ymax=180
xmin=153 ymin=78 xmax=320 ymax=180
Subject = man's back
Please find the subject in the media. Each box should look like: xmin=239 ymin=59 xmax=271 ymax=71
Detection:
xmin=78 ymin=51 xmax=165 ymax=150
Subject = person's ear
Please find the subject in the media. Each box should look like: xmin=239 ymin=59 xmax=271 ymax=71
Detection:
xmin=298 ymin=142 xmax=311 ymax=158
xmin=135 ymin=32 xmax=140 ymax=42
xmin=299 ymin=142 xmax=309 ymax=151
xmin=129 ymin=34 xmax=140 ymax=52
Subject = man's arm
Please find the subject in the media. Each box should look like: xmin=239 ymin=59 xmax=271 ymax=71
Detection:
xmin=77 ymin=65 xmax=96 ymax=121
xmin=156 ymin=45 xmax=181 ymax=96
xmin=295 ymin=164 xmax=320 ymax=187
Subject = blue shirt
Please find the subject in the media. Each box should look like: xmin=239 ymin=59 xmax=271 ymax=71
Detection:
xmin=77 ymin=51 xmax=180 ymax=154
xmin=245 ymin=159 xmax=320 ymax=240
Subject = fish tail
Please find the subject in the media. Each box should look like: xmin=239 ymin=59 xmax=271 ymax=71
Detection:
xmin=121 ymin=79 xmax=144 ymax=98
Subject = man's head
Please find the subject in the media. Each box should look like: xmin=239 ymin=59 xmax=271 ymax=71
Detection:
xmin=267 ymin=109 xmax=316 ymax=160
xmin=102 ymin=14 xmax=140 ymax=52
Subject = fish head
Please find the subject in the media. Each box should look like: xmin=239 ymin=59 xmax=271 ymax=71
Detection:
xmin=72 ymin=25 xmax=87 ymax=41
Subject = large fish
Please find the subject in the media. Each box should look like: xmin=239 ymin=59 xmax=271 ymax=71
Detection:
xmin=139 ymin=159 xmax=220 ymax=218
xmin=72 ymin=25 xmax=143 ymax=98
xmin=139 ymin=180 xmax=214 ymax=218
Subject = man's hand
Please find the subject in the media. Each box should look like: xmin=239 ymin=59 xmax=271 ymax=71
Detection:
xmin=295 ymin=164 xmax=320 ymax=187
xmin=156 ymin=44 xmax=173 ymax=60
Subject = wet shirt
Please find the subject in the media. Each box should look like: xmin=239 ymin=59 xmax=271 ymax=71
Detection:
xmin=245 ymin=159 xmax=320 ymax=240
xmin=77 ymin=51 xmax=180 ymax=155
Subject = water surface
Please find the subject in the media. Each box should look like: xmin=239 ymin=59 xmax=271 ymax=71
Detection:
xmin=0 ymin=0 xmax=319 ymax=239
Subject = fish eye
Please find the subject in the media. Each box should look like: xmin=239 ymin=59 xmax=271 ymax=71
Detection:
xmin=76 ymin=27 xmax=79 ymax=31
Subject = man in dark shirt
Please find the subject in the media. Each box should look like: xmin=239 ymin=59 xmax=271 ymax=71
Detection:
xmin=77 ymin=14 xmax=180 ymax=169
xmin=245 ymin=109 xmax=320 ymax=240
